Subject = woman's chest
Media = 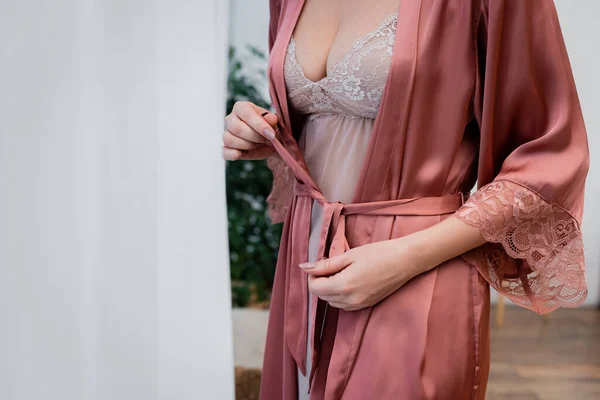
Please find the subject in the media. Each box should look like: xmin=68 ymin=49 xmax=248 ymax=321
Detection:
xmin=290 ymin=0 xmax=402 ymax=81
xmin=283 ymin=11 xmax=399 ymax=119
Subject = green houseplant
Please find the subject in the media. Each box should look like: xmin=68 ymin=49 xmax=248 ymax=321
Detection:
xmin=226 ymin=45 xmax=282 ymax=307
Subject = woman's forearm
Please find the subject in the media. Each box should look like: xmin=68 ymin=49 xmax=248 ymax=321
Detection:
xmin=399 ymin=214 xmax=488 ymax=275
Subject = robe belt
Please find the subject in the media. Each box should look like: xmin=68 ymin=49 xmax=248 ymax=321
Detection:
xmin=285 ymin=178 xmax=468 ymax=389
xmin=267 ymin=131 xmax=468 ymax=388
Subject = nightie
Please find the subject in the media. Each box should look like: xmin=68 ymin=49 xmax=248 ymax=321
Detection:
xmin=282 ymin=12 xmax=400 ymax=399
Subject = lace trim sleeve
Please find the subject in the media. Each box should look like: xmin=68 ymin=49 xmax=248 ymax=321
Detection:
xmin=454 ymin=179 xmax=587 ymax=314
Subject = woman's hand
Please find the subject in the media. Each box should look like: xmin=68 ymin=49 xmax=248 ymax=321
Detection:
xmin=300 ymin=235 xmax=430 ymax=311
xmin=223 ymin=101 xmax=280 ymax=161
xmin=299 ymin=215 xmax=488 ymax=311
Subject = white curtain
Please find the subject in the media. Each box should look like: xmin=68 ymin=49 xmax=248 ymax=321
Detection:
xmin=0 ymin=1 xmax=234 ymax=399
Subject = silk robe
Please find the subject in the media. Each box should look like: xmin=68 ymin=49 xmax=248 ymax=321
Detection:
xmin=260 ymin=0 xmax=590 ymax=399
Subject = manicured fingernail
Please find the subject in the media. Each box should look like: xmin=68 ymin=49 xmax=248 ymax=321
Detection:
xmin=299 ymin=262 xmax=316 ymax=269
xmin=263 ymin=128 xmax=275 ymax=140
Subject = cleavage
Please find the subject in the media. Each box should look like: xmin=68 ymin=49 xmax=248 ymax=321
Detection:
xmin=291 ymin=11 xmax=398 ymax=83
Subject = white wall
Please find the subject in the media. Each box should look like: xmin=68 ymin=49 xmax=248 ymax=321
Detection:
xmin=0 ymin=1 xmax=234 ymax=399
xmin=229 ymin=0 xmax=600 ymax=306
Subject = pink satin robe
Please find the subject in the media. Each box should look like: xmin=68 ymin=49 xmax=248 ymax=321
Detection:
xmin=259 ymin=1 xmax=591 ymax=399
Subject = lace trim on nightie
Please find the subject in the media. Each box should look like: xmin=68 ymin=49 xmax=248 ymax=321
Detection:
xmin=283 ymin=11 xmax=398 ymax=120
xmin=454 ymin=179 xmax=587 ymax=313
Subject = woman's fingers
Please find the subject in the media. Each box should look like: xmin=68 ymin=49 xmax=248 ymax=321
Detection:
xmin=233 ymin=101 xmax=277 ymax=141
xmin=222 ymin=101 xmax=280 ymax=161
xmin=299 ymin=254 xmax=351 ymax=276
xmin=326 ymin=302 xmax=347 ymax=310
xmin=222 ymin=144 xmax=275 ymax=161
xmin=261 ymin=111 xmax=280 ymax=139
xmin=222 ymin=146 xmax=244 ymax=161
xmin=307 ymin=274 xmax=342 ymax=297
xmin=223 ymin=129 xmax=259 ymax=150
xmin=315 ymin=293 xmax=342 ymax=303
xmin=304 ymin=255 xmax=353 ymax=299
xmin=224 ymin=114 xmax=268 ymax=145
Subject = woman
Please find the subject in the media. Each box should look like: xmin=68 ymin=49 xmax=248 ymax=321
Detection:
xmin=222 ymin=0 xmax=590 ymax=399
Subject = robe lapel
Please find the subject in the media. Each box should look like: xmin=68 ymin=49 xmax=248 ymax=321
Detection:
xmin=350 ymin=0 xmax=425 ymax=204
xmin=267 ymin=0 xmax=314 ymax=186
xmin=344 ymin=0 xmax=424 ymax=243
xmin=321 ymin=1 xmax=426 ymax=397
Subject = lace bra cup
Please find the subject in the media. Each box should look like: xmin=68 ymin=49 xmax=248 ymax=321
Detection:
xmin=284 ymin=12 xmax=399 ymax=121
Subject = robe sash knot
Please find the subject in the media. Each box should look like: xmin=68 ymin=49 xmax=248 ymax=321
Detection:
xmin=269 ymin=135 xmax=468 ymax=393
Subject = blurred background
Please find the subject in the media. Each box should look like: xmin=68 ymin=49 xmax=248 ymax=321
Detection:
xmin=0 ymin=1 xmax=597 ymax=400
xmin=226 ymin=1 xmax=600 ymax=400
